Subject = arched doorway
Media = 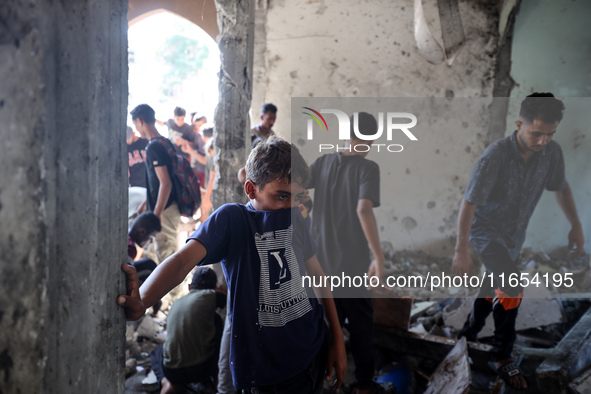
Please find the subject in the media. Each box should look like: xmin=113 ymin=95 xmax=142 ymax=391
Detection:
xmin=127 ymin=10 xmax=220 ymax=125
xmin=128 ymin=0 xmax=219 ymax=39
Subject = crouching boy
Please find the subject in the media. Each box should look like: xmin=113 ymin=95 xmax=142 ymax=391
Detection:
xmin=118 ymin=137 xmax=346 ymax=393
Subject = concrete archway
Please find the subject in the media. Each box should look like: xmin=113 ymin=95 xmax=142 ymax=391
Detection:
xmin=128 ymin=0 xmax=219 ymax=39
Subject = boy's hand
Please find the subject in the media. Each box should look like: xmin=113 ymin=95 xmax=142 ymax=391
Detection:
xmin=325 ymin=333 xmax=347 ymax=390
xmin=180 ymin=140 xmax=193 ymax=154
xmin=568 ymin=224 xmax=585 ymax=257
xmin=453 ymin=248 xmax=473 ymax=276
xmin=367 ymin=257 xmax=384 ymax=288
xmin=117 ymin=264 xmax=146 ymax=321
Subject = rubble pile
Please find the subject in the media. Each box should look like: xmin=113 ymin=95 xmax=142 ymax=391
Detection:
xmin=122 ymin=246 xmax=591 ymax=393
xmin=124 ymin=314 xmax=167 ymax=393
xmin=373 ymin=245 xmax=591 ymax=393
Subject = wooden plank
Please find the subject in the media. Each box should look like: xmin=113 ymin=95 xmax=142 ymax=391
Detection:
xmin=424 ymin=337 xmax=471 ymax=394
xmin=372 ymin=290 xmax=412 ymax=330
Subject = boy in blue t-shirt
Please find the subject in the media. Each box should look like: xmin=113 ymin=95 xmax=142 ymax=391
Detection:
xmin=118 ymin=137 xmax=346 ymax=393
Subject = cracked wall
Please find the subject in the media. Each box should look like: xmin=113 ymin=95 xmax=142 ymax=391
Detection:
xmin=252 ymin=0 xmax=501 ymax=255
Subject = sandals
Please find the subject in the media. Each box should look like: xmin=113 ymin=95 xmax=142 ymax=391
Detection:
xmin=489 ymin=359 xmax=529 ymax=391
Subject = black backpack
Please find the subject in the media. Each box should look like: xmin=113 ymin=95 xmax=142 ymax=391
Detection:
xmin=151 ymin=137 xmax=201 ymax=218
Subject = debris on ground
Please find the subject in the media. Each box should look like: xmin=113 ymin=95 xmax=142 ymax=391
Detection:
xmin=373 ymin=245 xmax=591 ymax=393
xmin=124 ymin=246 xmax=591 ymax=393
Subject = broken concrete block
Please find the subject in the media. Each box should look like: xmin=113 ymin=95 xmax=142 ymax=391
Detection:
xmin=125 ymin=358 xmax=137 ymax=377
xmin=154 ymin=332 xmax=167 ymax=345
xmin=411 ymin=301 xmax=436 ymax=319
xmin=533 ymin=307 xmax=591 ymax=390
xmin=136 ymin=315 xmax=161 ymax=340
xmin=141 ymin=370 xmax=158 ymax=385
xmin=424 ymin=337 xmax=471 ymax=394
xmin=125 ymin=323 xmax=137 ymax=346
xmin=569 ymin=367 xmax=591 ymax=394
xmin=409 ymin=323 xmax=428 ymax=335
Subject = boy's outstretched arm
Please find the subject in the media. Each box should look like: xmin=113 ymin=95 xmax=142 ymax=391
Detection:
xmin=304 ymin=255 xmax=347 ymax=390
xmin=118 ymin=239 xmax=207 ymax=321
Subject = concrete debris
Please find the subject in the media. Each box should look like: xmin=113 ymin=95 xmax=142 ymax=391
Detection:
xmin=121 ymin=249 xmax=591 ymax=393
xmin=136 ymin=315 xmax=163 ymax=341
xmin=141 ymin=370 xmax=158 ymax=385
xmin=411 ymin=301 xmax=436 ymax=319
xmin=154 ymin=332 xmax=167 ymax=345
xmin=126 ymin=323 xmax=137 ymax=346
xmin=569 ymin=367 xmax=591 ymax=394
xmin=124 ymin=313 xmax=166 ymax=390
xmin=125 ymin=358 xmax=137 ymax=377
xmin=373 ymin=248 xmax=591 ymax=392
xmin=409 ymin=323 xmax=428 ymax=335
xmin=424 ymin=337 xmax=471 ymax=394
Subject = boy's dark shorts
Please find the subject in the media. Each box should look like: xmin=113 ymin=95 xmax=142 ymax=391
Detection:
xmin=241 ymin=327 xmax=330 ymax=394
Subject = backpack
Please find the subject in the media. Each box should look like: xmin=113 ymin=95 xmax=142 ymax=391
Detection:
xmin=151 ymin=137 xmax=201 ymax=218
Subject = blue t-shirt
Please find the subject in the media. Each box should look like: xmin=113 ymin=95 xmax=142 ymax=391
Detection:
xmin=188 ymin=203 xmax=325 ymax=389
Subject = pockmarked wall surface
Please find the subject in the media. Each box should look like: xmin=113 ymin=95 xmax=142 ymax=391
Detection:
xmin=256 ymin=0 xmax=500 ymax=255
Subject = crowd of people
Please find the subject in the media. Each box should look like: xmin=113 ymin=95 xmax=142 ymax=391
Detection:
xmin=121 ymin=94 xmax=585 ymax=393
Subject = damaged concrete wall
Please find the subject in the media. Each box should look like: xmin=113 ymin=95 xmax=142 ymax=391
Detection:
xmin=0 ymin=0 xmax=128 ymax=392
xmin=212 ymin=0 xmax=255 ymax=207
xmin=507 ymin=0 xmax=591 ymax=254
xmin=252 ymin=0 xmax=501 ymax=255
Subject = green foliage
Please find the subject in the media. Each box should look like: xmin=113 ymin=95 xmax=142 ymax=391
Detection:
xmin=158 ymin=31 xmax=209 ymax=96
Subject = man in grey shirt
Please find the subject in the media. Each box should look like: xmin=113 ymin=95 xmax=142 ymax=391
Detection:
xmin=453 ymin=93 xmax=585 ymax=390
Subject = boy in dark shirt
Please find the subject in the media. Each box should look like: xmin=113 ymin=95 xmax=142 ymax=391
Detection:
xmin=308 ymin=112 xmax=385 ymax=394
xmin=130 ymin=104 xmax=180 ymax=264
xmin=118 ymin=137 xmax=346 ymax=393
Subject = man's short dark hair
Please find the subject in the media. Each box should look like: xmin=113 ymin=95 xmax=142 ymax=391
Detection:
xmin=174 ymin=106 xmax=186 ymax=117
xmin=260 ymin=103 xmax=277 ymax=115
xmin=519 ymin=92 xmax=565 ymax=124
xmin=245 ymin=136 xmax=310 ymax=190
xmin=131 ymin=212 xmax=162 ymax=234
xmin=191 ymin=267 xmax=217 ymax=290
xmin=202 ymin=127 xmax=214 ymax=138
xmin=130 ymin=104 xmax=156 ymax=125
xmin=349 ymin=112 xmax=378 ymax=141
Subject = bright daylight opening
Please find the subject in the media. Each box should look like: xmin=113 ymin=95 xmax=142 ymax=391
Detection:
xmin=127 ymin=11 xmax=220 ymax=131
